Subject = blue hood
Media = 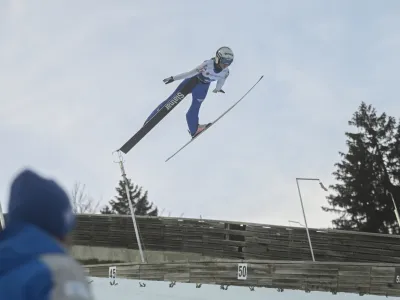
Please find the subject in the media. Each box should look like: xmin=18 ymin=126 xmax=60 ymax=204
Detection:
xmin=0 ymin=222 xmax=66 ymax=276
xmin=7 ymin=169 xmax=75 ymax=240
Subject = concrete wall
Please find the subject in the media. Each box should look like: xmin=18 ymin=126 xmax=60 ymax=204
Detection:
xmin=70 ymin=245 xmax=217 ymax=264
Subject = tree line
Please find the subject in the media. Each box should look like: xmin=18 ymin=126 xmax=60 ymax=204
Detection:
xmin=70 ymin=101 xmax=400 ymax=234
xmin=70 ymin=178 xmax=158 ymax=217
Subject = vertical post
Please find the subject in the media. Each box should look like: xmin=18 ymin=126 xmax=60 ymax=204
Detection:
xmin=296 ymin=178 xmax=315 ymax=262
xmin=295 ymin=177 xmax=328 ymax=261
xmin=0 ymin=201 xmax=5 ymax=230
xmin=388 ymin=192 xmax=400 ymax=227
xmin=115 ymin=151 xmax=145 ymax=263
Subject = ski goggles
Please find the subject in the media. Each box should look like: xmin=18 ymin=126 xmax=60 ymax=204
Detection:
xmin=219 ymin=57 xmax=233 ymax=65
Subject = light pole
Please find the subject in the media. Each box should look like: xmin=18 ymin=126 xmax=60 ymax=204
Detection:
xmin=388 ymin=191 xmax=400 ymax=227
xmin=296 ymin=177 xmax=328 ymax=262
xmin=289 ymin=220 xmax=304 ymax=227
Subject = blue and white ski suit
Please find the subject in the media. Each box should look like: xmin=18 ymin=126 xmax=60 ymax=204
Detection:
xmin=146 ymin=58 xmax=230 ymax=135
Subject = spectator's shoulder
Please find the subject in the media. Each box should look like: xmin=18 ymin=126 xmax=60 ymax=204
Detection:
xmin=36 ymin=253 xmax=93 ymax=300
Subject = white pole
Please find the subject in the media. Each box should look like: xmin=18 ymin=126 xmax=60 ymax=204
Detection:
xmin=115 ymin=151 xmax=145 ymax=263
xmin=294 ymin=177 xmax=328 ymax=262
xmin=296 ymin=178 xmax=315 ymax=262
xmin=389 ymin=192 xmax=400 ymax=227
xmin=0 ymin=201 xmax=5 ymax=230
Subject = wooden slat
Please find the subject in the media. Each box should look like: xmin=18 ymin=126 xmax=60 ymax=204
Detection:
xmin=83 ymin=260 xmax=400 ymax=296
xmin=60 ymin=214 xmax=400 ymax=263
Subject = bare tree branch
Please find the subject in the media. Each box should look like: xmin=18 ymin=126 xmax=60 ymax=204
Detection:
xmin=71 ymin=181 xmax=100 ymax=214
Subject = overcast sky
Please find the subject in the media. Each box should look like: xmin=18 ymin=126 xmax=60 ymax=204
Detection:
xmin=1 ymin=0 xmax=400 ymax=229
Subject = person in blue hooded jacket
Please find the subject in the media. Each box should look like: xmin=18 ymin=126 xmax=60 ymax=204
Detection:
xmin=0 ymin=169 xmax=94 ymax=300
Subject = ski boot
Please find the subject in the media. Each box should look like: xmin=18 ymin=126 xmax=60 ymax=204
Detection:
xmin=190 ymin=123 xmax=212 ymax=138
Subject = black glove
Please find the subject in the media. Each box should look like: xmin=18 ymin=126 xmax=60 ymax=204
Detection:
xmin=163 ymin=76 xmax=174 ymax=84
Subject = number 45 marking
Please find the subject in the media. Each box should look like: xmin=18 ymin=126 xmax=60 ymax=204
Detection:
xmin=237 ymin=263 xmax=248 ymax=280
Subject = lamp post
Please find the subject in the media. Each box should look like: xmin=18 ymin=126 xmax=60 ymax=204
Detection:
xmin=296 ymin=177 xmax=328 ymax=262
xmin=289 ymin=220 xmax=304 ymax=227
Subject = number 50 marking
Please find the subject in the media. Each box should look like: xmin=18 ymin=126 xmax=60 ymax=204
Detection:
xmin=237 ymin=263 xmax=248 ymax=280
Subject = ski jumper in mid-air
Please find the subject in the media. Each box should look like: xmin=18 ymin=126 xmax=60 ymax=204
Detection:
xmin=145 ymin=46 xmax=234 ymax=138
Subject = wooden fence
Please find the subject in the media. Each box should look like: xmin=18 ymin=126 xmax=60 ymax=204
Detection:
xmin=68 ymin=214 xmax=400 ymax=263
xmin=4 ymin=213 xmax=400 ymax=295
xmin=84 ymin=260 xmax=400 ymax=297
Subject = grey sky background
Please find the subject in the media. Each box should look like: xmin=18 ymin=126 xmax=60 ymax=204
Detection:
xmin=1 ymin=0 xmax=400 ymax=229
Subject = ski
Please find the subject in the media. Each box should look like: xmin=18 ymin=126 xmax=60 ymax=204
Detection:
xmin=165 ymin=75 xmax=264 ymax=162
xmin=117 ymin=76 xmax=199 ymax=154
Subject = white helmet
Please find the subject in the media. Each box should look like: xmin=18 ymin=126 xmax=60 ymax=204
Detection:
xmin=215 ymin=46 xmax=234 ymax=66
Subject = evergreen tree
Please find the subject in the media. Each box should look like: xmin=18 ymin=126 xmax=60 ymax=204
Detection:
xmin=100 ymin=178 xmax=158 ymax=216
xmin=135 ymin=189 xmax=158 ymax=216
xmin=322 ymin=102 xmax=400 ymax=233
xmin=99 ymin=205 xmax=114 ymax=215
